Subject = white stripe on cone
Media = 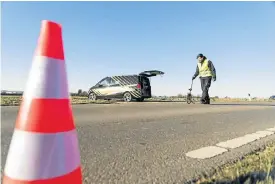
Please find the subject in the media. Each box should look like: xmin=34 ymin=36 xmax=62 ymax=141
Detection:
xmin=4 ymin=129 xmax=81 ymax=180
xmin=23 ymin=56 xmax=70 ymax=99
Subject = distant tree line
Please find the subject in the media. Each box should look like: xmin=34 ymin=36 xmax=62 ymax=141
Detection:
xmin=73 ymin=89 xmax=88 ymax=97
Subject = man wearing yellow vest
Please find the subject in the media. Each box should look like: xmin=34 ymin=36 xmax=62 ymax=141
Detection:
xmin=192 ymin=53 xmax=216 ymax=104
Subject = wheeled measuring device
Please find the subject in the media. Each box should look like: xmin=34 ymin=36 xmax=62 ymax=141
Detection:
xmin=186 ymin=80 xmax=195 ymax=104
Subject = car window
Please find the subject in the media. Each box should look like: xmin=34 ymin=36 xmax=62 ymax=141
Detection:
xmin=98 ymin=78 xmax=110 ymax=87
xmin=109 ymin=78 xmax=120 ymax=86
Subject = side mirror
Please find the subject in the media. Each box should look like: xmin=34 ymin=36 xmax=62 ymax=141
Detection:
xmin=98 ymin=84 xmax=103 ymax=87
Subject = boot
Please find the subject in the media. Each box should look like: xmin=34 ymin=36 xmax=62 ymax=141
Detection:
xmin=205 ymin=97 xmax=210 ymax=104
xmin=200 ymin=99 xmax=207 ymax=104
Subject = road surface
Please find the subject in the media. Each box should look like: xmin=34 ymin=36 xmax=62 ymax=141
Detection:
xmin=1 ymin=102 xmax=275 ymax=183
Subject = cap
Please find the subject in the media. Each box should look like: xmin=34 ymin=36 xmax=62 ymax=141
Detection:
xmin=196 ymin=53 xmax=204 ymax=59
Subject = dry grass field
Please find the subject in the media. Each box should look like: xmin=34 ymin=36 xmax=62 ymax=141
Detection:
xmin=1 ymin=95 xmax=273 ymax=106
xmin=195 ymin=142 xmax=275 ymax=184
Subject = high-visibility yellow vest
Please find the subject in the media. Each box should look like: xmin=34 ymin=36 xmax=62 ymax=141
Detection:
xmin=197 ymin=59 xmax=213 ymax=77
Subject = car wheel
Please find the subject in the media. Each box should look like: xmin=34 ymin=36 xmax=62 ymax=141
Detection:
xmin=136 ymin=97 xmax=144 ymax=102
xmin=88 ymin=92 xmax=97 ymax=101
xmin=123 ymin=92 xmax=132 ymax=102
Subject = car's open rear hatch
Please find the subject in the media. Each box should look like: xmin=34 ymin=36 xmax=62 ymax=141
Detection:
xmin=138 ymin=70 xmax=164 ymax=98
xmin=139 ymin=70 xmax=165 ymax=77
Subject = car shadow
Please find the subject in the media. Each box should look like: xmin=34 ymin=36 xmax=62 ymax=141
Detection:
xmin=192 ymin=169 xmax=275 ymax=184
xmin=143 ymin=100 xmax=188 ymax=103
xmin=115 ymin=99 xmax=190 ymax=103
xmin=210 ymin=103 xmax=275 ymax=107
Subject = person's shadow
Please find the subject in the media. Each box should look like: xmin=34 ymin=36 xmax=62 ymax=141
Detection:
xmin=210 ymin=103 xmax=275 ymax=107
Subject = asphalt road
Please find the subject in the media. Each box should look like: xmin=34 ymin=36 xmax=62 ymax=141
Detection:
xmin=1 ymin=102 xmax=275 ymax=183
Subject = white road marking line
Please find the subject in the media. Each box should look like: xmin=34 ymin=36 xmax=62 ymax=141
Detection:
xmin=243 ymin=130 xmax=274 ymax=140
xmin=254 ymin=130 xmax=274 ymax=137
xmin=266 ymin=128 xmax=275 ymax=132
xmin=243 ymin=133 xmax=264 ymax=141
xmin=216 ymin=135 xmax=257 ymax=149
xmin=186 ymin=127 xmax=275 ymax=160
xmin=216 ymin=130 xmax=274 ymax=149
xmin=185 ymin=146 xmax=228 ymax=159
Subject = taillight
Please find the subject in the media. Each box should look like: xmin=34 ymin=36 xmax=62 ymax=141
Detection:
xmin=137 ymin=83 xmax=141 ymax=89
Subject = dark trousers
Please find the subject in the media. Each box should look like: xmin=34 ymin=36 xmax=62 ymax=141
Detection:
xmin=200 ymin=76 xmax=212 ymax=103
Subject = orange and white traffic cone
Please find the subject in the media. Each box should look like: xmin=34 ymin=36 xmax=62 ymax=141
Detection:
xmin=2 ymin=20 xmax=82 ymax=184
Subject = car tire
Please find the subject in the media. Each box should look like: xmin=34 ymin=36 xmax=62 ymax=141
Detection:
xmin=88 ymin=92 xmax=97 ymax=101
xmin=123 ymin=92 xmax=132 ymax=102
xmin=136 ymin=97 xmax=144 ymax=102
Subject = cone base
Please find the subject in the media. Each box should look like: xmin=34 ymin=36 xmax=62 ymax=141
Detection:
xmin=3 ymin=167 xmax=82 ymax=184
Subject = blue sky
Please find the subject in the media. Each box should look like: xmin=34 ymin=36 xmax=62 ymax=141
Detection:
xmin=2 ymin=1 xmax=275 ymax=98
